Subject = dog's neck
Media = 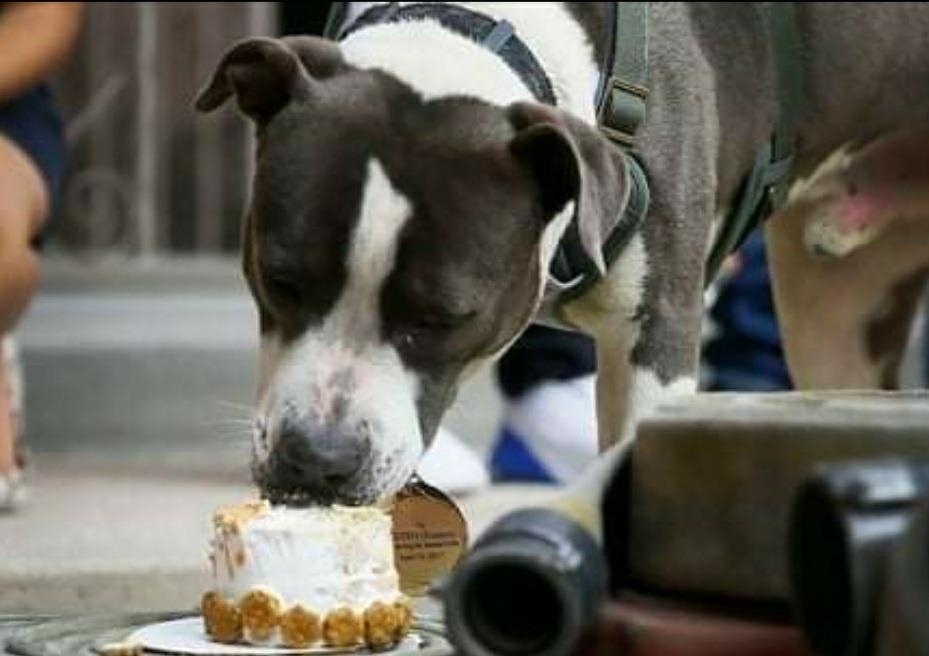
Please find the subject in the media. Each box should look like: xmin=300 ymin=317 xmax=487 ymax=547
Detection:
xmin=340 ymin=2 xmax=601 ymax=122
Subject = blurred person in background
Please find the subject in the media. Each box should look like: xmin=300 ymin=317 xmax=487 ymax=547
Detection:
xmin=0 ymin=2 xmax=83 ymax=511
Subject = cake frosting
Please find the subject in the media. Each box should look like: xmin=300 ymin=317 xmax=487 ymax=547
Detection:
xmin=202 ymin=500 xmax=411 ymax=649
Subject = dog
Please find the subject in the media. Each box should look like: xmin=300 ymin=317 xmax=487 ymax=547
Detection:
xmin=769 ymin=124 xmax=929 ymax=390
xmin=195 ymin=3 xmax=929 ymax=506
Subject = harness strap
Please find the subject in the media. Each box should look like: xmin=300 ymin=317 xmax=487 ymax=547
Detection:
xmin=481 ymin=19 xmax=515 ymax=52
xmin=547 ymin=2 xmax=651 ymax=301
xmin=547 ymin=153 xmax=650 ymax=303
xmin=330 ymin=3 xmax=557 ymax=106
xmin=323 ymin=3 xmax=348 ymax=41
xmin=704 ymin=3 xmax=805 ymax=285
xmin=769 ymin=2 xmax=805 ymax=173
xmin=598 ymin=2 xmax=650 ymax=147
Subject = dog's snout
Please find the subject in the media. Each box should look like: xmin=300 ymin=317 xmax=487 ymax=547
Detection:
xmin=273 ymin=418 xmax=369 ymax=492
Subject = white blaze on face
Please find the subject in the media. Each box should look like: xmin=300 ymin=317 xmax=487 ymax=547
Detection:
xmin=256 ymin=159 xmax=423 ymax=500
xmin=257 ymin=334 xmax=282 ymax=401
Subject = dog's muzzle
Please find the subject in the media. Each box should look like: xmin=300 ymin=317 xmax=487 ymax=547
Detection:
xmin=254 ymin=414 xmax=376 ymax=506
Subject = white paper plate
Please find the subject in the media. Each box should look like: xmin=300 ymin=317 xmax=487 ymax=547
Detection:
xmin=129 ymin=617 xmax=422 ymax=655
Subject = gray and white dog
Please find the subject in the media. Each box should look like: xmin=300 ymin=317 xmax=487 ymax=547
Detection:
xmin=196 ymin=3 xmax=929 ymax=506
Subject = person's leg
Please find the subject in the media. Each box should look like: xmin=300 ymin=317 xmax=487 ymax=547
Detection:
xmin=0 ymin=135 xmax=45 ymax=330
xmin=0 ymin=355 xmax=12 ymax=477
xmin=491 ymin=325 xmax=599 ymax=483
xmin=418 ymin=327 xmax=599 ymax=491
xmin=0 ymin=133 xmax=47 ymax=498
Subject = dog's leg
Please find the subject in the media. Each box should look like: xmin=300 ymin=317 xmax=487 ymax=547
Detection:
xmin=800 ymin=126 xmax=929 ymax=259
xmin=557 ymin=132 xmax=716 ymax=449
xmin=560 ymin=226 xmax=702 ymax=450
xmin=557 ymin=236 xmax=646 ymax=451
xmin=767 ymin=202 xmax=929 ymax=389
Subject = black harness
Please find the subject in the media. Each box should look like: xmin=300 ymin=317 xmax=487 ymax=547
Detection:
xmin=335 ymin=3 xmax=557 ymax=106
xmin=324 ymin=2 xmax=803 ymax=297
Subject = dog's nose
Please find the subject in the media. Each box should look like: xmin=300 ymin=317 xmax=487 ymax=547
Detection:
xmin=273 ymin=418 xmax=368 ymax=491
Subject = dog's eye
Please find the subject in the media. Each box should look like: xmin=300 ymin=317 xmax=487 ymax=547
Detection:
xmin=390 ymin=308 xmax=476 ymax=353
xmin=403 ymin=311 xmax=475 ymax=344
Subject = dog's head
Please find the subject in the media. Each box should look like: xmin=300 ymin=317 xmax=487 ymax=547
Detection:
xmin=197 ymin=36 xmax=629 ymax=505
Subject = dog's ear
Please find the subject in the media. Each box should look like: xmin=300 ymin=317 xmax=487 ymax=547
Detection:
xmin=195 ymin=36 xmax=343 ymax=122
xmin=279 ymin=36 xmax=345 ymax=79
xmin=508 ymin=102 xmax=631 ymax=275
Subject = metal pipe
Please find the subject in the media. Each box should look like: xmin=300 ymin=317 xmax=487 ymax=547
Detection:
xmin=444 ymin=441 xmax=632 ymax=656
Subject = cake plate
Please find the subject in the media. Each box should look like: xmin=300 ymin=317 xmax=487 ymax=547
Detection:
xmin=1 ymin=612 xmax=451 ymax=656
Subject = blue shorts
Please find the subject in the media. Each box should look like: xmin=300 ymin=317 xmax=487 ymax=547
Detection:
xmin=0 ymin=83 xmax=65 ymax=204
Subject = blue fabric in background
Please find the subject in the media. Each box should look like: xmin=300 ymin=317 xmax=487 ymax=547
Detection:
xmin=489 ymin=426 xmax=556 ymax=484
xmin=0 ymin=84 xmax=64 ymax=199
xmin=703 ymin=230 xmax=793 ymax=392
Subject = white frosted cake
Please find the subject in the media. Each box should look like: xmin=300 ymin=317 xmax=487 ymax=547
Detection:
xmin=202 ymin=500 xmax=411 ymax=650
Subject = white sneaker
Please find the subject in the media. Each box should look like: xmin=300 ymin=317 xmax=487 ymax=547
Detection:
xmin=490 ymin=374 xmax=599 ymax=483
xmin=0 ymin=468 xmax=28 ymax=513
xmin=417 ymin=426 xmax=490 ymax=495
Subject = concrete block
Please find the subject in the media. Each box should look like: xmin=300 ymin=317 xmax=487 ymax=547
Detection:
xmin=626 ymin=391 xmax=929 ymax=601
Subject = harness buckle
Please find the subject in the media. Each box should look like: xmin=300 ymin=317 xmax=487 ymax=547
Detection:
xmin=597 ymin=76 xmax=649 ymax=148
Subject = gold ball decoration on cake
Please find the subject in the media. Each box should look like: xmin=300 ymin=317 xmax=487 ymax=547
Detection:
xmin=363 ymin=601 xmax=401 ymax=649
xmin=393 ymin=598 xmax=414 ymax=641
xmin=323 ymin=607 xmax=364 ymax=648
xmin=280 ymin=604 xmax=322 ymax=649
xmin=201 ymin=591 xmax=242 ymax=644
xmin=240 ymin=586 xmax=283 ymax=642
